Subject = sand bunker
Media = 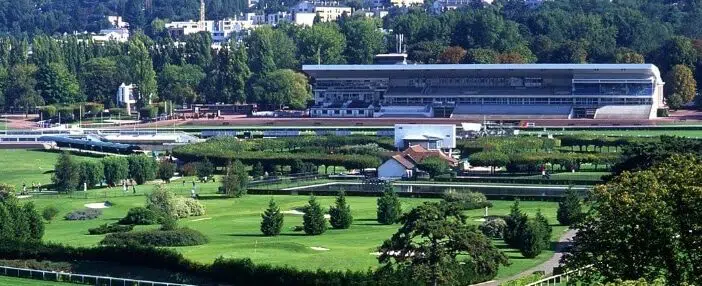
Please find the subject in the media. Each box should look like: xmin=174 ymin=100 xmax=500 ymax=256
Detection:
xmin=84 ymin=202 xmax=110 ymax=209
xmin=282 ymin=210 xmax=305 ymax=215
xmin=191 ymin=217 xmax=212 ymax=222
xmin=310 ymin=247 xmax=329 ymax=251
xmin=16 ymin=195 xmax=32 ymax=199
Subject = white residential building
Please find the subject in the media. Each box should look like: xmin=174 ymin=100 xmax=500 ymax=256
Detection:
xmin=291 ymin=1 xmax=352 ymax=22
xmin=116 ymin=83 xmax=137 ymax=115
xmin=92 ymin=28 xmax=130 ymax=43
xmin=267 ymin=12 xmax=293 ymax=25
xmin=390 ymin=0 xmax=424 ymax=7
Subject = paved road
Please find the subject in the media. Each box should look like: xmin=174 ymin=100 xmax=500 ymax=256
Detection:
xmin=476 ymin=229 xmax=577 ymax=286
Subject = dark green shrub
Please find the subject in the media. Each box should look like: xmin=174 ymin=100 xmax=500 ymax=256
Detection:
xmin=119 ymin=207 xmax=158 ymax=225
xmin=504 ymin=200 xmax=528 ymax=248
xmin=100 ymin=228 xmax=208 ymax=247
xmin=479 ymin=218 xmax=507 ymax=239
xmin=64 ymin=209 xmax=102 ymax=220
xmin=88 ymin=223 xmax=133 ymax=235
xmin=159 ymin=215 xmax=178 ymax=231
xmin=42 ymin=206 xmax=59 ymax=221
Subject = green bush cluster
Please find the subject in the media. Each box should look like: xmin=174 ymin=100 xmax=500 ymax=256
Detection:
xmin=442 ymin=190 xmax=492 ymax=210
xmin=88 ymin=223 xmax=134 ymax=235
xmin=469 ymin=151 xmax=620 ymax=172
xmin=100 ymin=228 xmax=208 ymax=247
xmin=459 ymin=137 xmax=560 ymax=156
xmin=479 ymin=218 xmax=507 ymax=239
xmin=146 ymin=185 xmax=206 ymax=219
xmin=42 ymin=206 xmax=59 ymax=221
xmin=64 ymin=208 xmax=102 ymax=220
xmin=118 ymin=207 xmax=159 ymax=225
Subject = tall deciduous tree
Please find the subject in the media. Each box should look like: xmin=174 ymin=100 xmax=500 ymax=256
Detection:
xmin=563 ymin=155 xmax=702 ymax=284
xmin=250 ymin=69 xmax=310 ymax=110
xmin=246 ymin=26 xmax=298 ymax=74
xmin=204 ymin=44 xmax=250 ymax=104
xmin=340 ymin=17 xmax=386 ymax=64
xmin=4 ymin=64 xmax=43 ymax=115
xmin=128 ymin=37 xmax=157 ymax=107
xmin=183 ymin=32 xmax=213 ymax=70
xmin=102 ymin=157 xmax=129 ymax=186
xmin=296 ymin=23 xmax=347 ymax=65
xmin=260 ymin=198 xmax=284 ymax=236
xmin=52 ymin=152 xmax=79 ymax=193
xmin=23 ymin=202 xmax=44 ymax=240
xmin=303 ymin=195 xmax=327 ymax=235
xmin=158 ymin=64 xmax=205 ymax=105
xmin=36 ymin=62 xmax=83 ymax=104
xmin=378 ymin=202 xmax=509 ymax=285
xmin=81 ymin=57 xmax=122 ymax=108
xmin=665 ymin=64 xmax=697 ymax=104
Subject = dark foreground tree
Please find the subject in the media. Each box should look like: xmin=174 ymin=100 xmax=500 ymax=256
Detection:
xmin=378 ymin=202 xmax=509 ymax=285
xmin=157 ymin=160 xmax=176 ymax=183
xmin=260 ymin=198 xmax=284 ymax=236
xmin=303 ymin=195 xmax=327 ymax=235
xmin=519 ymin=219 xmax=547 ymax=258
xmin=562 ymin=155 xmax=702 ymax=284
xmin=329 ymin=191 xmax=353 ymax=229
xmin=377 ymin=187 xmax=402 ymax=225
xmin=557 ymin=187 xmax=583 ymax=226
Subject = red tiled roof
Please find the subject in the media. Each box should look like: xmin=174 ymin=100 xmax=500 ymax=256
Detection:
xmin=402 ymin=145 xmax=458 ymax=165
xmin=391 ymin=154 xmax=416 ymax=169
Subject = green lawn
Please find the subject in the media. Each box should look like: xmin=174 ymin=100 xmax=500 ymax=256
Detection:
xmin=0 ymin=276 xmax=73 ymax=285
xmin=524 ymin=129 xmax=702 ymax=138
xmin=0 ymin=150 xmax=100 ymax=188
xmin=25 ymin=185 xmax=562 ymax=279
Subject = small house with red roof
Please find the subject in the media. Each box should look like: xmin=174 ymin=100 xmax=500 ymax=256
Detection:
xmin=378 ymin=145 xmax=458 ymax=179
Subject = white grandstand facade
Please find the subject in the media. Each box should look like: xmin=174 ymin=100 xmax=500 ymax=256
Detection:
xmin=302 ymin=64 xmax=665 ymax=119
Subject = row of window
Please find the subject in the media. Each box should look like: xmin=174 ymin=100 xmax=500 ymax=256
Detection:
xmin=313 ymin=109 xmax=367 ymax=115
xmin=572 ymin=83 xmax=654 ymax=96
xmin=384 ymin=97 xmax=653 ymax=105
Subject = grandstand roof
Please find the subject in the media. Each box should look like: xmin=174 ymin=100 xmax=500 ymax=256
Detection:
xmin=302 ymin=64 xmax=663 ymax=82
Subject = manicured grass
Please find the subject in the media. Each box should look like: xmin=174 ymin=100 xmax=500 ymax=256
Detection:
xmin=0 ymin=150 xmax=100 ymax=188
xmin=26 ymin=186 xmax=562 ymax=279
xmin=0 ymin=276 xmax=73 ymax=285
xmin=524 ymin=129 xmax=702 ymax=138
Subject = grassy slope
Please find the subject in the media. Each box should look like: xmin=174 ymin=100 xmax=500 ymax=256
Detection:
xmin=0 ymin=150 xmax=99 ymax=187
xmin=29 ymin=191 xmax=561 ymax=279
xmin=0 ymin=276 xmax=73 ymax=285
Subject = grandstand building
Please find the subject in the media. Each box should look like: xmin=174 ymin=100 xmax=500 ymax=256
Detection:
xmin=302 ymin=64 xmax=665 ymax=119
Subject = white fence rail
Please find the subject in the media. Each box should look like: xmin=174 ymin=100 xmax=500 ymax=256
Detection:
xmin=0 ymin=265 xmax=196 ymax=286
xmin=525 ymin=266 xmax=592 ymax=286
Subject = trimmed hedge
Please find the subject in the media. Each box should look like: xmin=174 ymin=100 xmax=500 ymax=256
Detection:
xmin=172 ymin=136 xmax=384 ymax=170
xmin=88 ymin=223 xmax=134 ymax=235
xmin=64 ymin=209 xmax=102 ymax=220
xmin=100 ymin=228 xmax=208 ymax=247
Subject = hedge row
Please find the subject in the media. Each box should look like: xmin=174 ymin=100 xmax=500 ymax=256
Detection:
xmin=458 ymin=137 xmax=560 ymax=156
xmin=558 ymin=135 xmax=657 ymax=150
xmin=100 ymin=228 xmax=208 ymax=247
xmin=469 ymin=151 xmax=620 ymax=172
xmin=87 ymin=223 xmax=133 ymax=235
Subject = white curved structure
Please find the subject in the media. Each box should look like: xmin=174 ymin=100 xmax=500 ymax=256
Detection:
xmin=303 ymin=64 xmax=665 ymax=119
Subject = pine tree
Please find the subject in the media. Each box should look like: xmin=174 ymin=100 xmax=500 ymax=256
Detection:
xmin=23 ymin=202 xmax=44 ymax=240
xmin=377 ymin=187 xmax=402 ymax=225
xmin=52 ymin=152 xmax=79 ymax=193
xmin=519 ymin=219 xmax=546 ymax=258
xmin=534 ymin=209 xmax=552 ymax=247
xmin=329 ymin=191 xmax=353 ymax=229
xmin=557 ymin=188 xmax=583 ymax=226
xmin=251 ymin=162 xmax=265 ymax=178
xmin=303 ymin=195 xmax=327 ymax=235
xmin=260 ymin=198 xmax=284 ymax=236
xmin=504 ymin=200 xmax=528 ymax=248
